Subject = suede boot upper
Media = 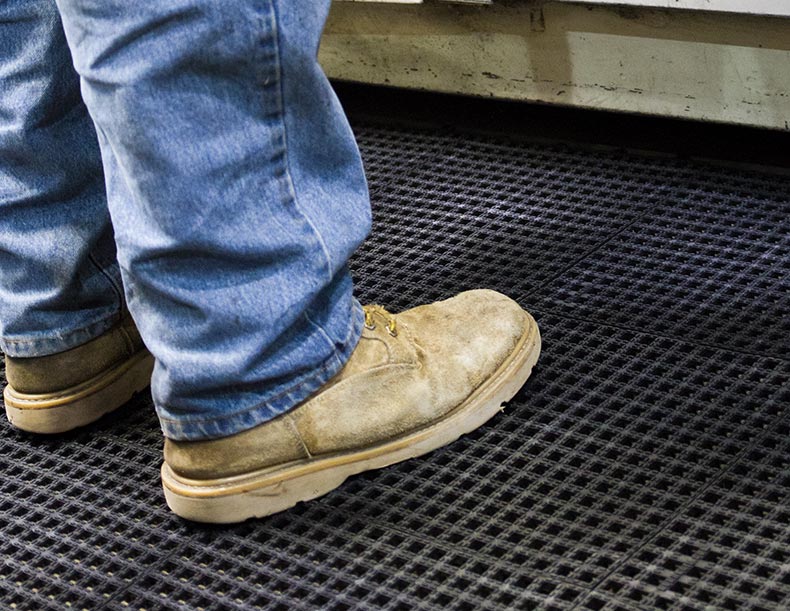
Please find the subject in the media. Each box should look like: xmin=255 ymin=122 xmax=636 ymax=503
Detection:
xmin=5 ymin=315 xmax=146 ymax=394
xmin=164 ymin=289 xmax=532 ymax=480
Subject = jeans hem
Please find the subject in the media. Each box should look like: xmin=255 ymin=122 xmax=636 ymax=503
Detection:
xmin=0 ymin=310 xmax=123 ymax=358
xmin=159 ymin=299 xmax=364 ymax=441
xmin=0 ymin=260 xmax=125 ymax=357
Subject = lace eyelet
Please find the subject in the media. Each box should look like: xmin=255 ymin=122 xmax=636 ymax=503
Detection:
xmin=364 ymin=305 xmax=396 ymax=336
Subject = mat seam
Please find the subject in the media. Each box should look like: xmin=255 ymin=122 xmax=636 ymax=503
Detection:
xmin=523 ymin=307 xmax=790 ymax=364
xmin=517 ymin=213 xmax=649 ymax=304
xmin=568 ymin=401 xmax=789 ymax=610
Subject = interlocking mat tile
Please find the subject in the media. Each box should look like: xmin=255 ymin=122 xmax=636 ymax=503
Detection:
xmin=1 ymin=121 xmax=788 ymax=611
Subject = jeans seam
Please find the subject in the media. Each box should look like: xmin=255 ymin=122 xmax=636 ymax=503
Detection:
xmin=303 ymin=309 xmax=344 ymax=370
xmin=269 ymin=0 xmax=334 ymax=283
xmin=266 ymin=0 xmax=339 ymax=361
xmin=88 ymin=253 xmax=124 ymax=318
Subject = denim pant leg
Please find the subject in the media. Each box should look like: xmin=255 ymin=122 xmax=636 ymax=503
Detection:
xmin=54 ymin=0 xmax=372 ymax=439
xmin=0 ymin=0 xmax=125 ymax=357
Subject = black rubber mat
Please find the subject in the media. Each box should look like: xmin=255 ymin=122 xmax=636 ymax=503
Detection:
xmin=1 ymin=120 xmax=789 ymax=610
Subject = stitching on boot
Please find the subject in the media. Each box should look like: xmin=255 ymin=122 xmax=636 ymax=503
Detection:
xmin=285 ymin=414 xmax=313 ymax=459
xmin=118 ymin=324 xmax=135 ymax=356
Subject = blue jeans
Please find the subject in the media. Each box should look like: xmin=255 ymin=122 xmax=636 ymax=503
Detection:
xmin=0 ymin=0 xmax=371 ymax=439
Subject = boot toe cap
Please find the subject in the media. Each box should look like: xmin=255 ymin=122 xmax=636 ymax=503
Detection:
xmin=399 ymin=289 xmax=534 ymax=398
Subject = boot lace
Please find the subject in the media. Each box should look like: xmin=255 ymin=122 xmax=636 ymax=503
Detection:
xmin=363 ymin=305 xmax=398 ymax=337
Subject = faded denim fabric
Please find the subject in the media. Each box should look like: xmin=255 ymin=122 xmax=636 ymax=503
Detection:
xmin=0 ymin=0 xmax=372 ymax=439
xmin=0 ymin=0 xmax=125 ymax=356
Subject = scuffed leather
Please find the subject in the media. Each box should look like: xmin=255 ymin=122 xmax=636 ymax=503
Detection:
xmin=165 ymin=290 xmax=530 ymax=479
xmin=5 ymin=315 xmax=146 ymax=394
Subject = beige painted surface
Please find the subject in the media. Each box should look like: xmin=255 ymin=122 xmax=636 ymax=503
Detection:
xmin=342 ymin=0 xmax=790 ymax=16
xmin=557 ymin=0 xmax=790 ymax=18
xmin=319 ymin=1 xmax=790 ymax=130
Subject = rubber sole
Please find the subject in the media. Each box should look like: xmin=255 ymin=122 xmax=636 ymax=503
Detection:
xmin=162 ymin=316 xmax=541 ymax=523
xmin=4 ymin=351 xmax=154 ymax=434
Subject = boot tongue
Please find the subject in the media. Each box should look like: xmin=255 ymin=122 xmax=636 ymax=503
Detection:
xmin=326 ymin=314 xmax=418 ymax=389
xmin=332 ymin=336 xmax=391 ymax=383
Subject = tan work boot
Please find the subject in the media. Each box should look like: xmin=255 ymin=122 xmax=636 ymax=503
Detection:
xmin=3 ymin=315 xmax=154 ymax=434
xmin=163 ymin=289 xmax=541 ymax=523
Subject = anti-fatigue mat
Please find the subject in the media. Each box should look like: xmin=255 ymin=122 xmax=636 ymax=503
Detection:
xmin=1 ymin=121 xmax=788 ymax=611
